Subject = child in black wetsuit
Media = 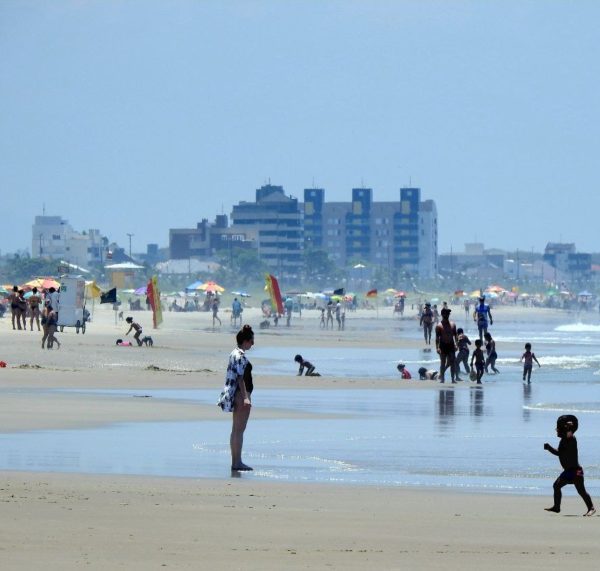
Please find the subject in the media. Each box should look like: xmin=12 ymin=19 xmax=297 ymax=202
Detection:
xmin=294 ymin=354 xmax=320 ymax=376
xmin=544 ymin=415 xmax=595 ymax=516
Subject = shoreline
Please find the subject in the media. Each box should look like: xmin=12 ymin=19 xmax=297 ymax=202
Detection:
xmin=2 ymin=304 xmax=599 ymax=568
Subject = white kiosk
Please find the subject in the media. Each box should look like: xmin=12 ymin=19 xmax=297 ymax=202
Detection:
xmin=57 ymin=275 xmax=87 ymax=334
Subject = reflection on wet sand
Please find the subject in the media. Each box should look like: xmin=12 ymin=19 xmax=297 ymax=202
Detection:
xmin=437 ymin=389 xmax=455 ymax=430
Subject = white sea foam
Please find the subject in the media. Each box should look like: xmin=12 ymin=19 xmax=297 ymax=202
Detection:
xmin=554 ymin=323 xmax=600 ymax=333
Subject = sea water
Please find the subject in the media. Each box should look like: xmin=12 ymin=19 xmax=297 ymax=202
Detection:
xmin=2 ymin=317 xmax=600 ymax=495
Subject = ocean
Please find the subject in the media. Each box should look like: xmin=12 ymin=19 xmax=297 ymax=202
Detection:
xmin=2 ymin=314 xmax=600 ymax=496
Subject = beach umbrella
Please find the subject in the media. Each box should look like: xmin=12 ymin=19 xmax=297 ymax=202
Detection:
xmin=134 ymin=286 xmax=148 ymax=296
xmin=24 ymin=277 xmax=60 ymax=290
xmin=384 ymin=288 xmax=397 ymax=294
xmin=185 ymin=280 xmax=204 ymax=292
xmin=469 ymin=290 xmax=482 ymax=298
xmin=430 ymin=297 xmax=439 ymax=303
xmin=520 ymin=293 xmax=530 ymax=298
xmin=394 ymin=291 xmax=406 ymax=298
xmin=578 ymin=290 xmax=593 ymax=297
xmin=0 ymin=286 xmax=9 ymax=297
xmin=483 ymin=291 xmax=498 ymax=299
xmin=486 ymin=285 xmax=505 ymax=293
xmin=454 ymin=289 xmax=465 ymax=296
xmin=199 ymin=281 xmax=225 ymax=293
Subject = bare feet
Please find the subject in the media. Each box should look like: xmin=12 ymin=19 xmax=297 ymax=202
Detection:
xmin=584 ymin=507 xmax=596 ymax=517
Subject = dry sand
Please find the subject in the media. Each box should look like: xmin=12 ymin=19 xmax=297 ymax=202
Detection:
xmin=1 ymin=303 xmax=598 ymax=569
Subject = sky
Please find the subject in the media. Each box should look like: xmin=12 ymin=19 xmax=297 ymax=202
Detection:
xmin=1 ymin=0 xmax=599 ymax=256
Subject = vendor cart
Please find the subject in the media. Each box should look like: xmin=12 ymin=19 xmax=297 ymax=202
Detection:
xmin=56 ymin=275 xmax=88 ymax=334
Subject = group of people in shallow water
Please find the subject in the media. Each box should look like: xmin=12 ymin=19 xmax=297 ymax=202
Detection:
xmin=410 ymin=296 xmax=542 ymax=384
xmin=7 ymin=285 xmax=61 ymax=349
xmin=217 ymin=323 xmax=593 ymax=516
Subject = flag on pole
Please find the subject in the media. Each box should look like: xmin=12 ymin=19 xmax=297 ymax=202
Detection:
xmin=366 ymin=289 xmax=378 ymax=298
xmin=146 ymin=275 xmax=163 ymax=328
xmin=264 ymin=273 xmax=284 ymax=315
xmin=100 ymin=287 xmax=117 ymax=304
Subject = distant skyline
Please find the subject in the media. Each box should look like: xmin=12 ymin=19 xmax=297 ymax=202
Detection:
xmin=2 ymin=1 xmax=599 ymax=256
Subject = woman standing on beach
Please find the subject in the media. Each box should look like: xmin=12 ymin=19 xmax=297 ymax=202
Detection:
xmin=217 ymin=325 xmax=255 ymax=471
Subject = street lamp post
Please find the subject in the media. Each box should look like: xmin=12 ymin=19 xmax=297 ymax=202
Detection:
xmin=126 ymin=233 xmax=134 ymax=259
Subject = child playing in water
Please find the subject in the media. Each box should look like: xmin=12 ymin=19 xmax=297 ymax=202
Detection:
xmin=470 ymin=339 xmax=485 ymax=384
xmin=294 ymin=354 xmax=321 ymax=376
xmin=520 ymin=342 xmax=541 ymax=383
xmin=397 ymin=362 xmax=412 ymax=379
xmin=544 ymin=415 xmax=595 ymax=516
xmin=417 ymin=367 xmax=438 ymax=380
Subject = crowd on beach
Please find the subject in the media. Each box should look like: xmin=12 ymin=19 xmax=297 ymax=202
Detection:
xmin=407 ymin=295 xmax=542 ymax=384
xmin=5 ymin=285 xmax=61 ymax=349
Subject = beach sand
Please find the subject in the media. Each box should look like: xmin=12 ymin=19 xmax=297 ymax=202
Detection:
xmin=1 ymin=303 xmax=598 ymax=569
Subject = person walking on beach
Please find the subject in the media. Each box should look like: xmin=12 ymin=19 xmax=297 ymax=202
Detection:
xmin=231 ymin=297 xmax=242 ymax=327
xmin=41 ymin=303 xmax=61 ymax=350
xmin=212 ymin=298 xmax=222 ymax=328
xmin=17 ymin=289 xmax=28 ymax=331
xmin=326 ymin=301 xmax=334 ymax=329
xmin=484 ymin=332 xmax=500 ymax=374
xmin=294 ymin=354 xmax=321 ymax=376
xmin=419 ymin=302 xmax=434 ymax=345
xmin=335 ymin=301 xmax=342 ymax=330
xmin=125 ymin=316 xmax=143 ymax=346
xmin=521 ymin=342 xmax=541 ymax=383
xmin=319 ymin=307 xmax=326 ymax=329
xmin=463 ymin=298 xmax=470 ymax=319
xmin=8 ymin=285 xmax=21 ymax=330
xmin=470 ymin=339 xmax=485 ymax=384
xmin=217 ymin=324 xmax=255 ymax=472
xmin=28 ymin=287 xmax=42 ymax=331
xmin=456 ymin=328 xmax=471 ymax=377
xmin=473 ymin=296 xmax=493 ymax=341
xmin=544 ymin=415 xmax=595 ymax=516
xmin=435 ymin=307 xmax=458 ymax=383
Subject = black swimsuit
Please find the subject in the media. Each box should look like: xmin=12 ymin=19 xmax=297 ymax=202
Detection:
xmin=243 ymin=362 xmax=253 ymax=395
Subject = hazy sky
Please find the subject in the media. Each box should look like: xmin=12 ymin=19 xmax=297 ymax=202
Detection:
xmin=1 ymin=1 xmax=599 ymax=256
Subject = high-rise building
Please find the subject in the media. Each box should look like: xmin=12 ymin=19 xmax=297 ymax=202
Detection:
xmin=231 ymin=184 xmax=303 ymax=277
xmin=303 ymin=186 xmax=437 ymax=278
xmin=226 ymin=183 xmax=438 ymax=279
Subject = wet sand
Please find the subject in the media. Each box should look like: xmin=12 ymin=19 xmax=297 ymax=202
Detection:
xmin=1 ymin=303 xmax=599 ymax=569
